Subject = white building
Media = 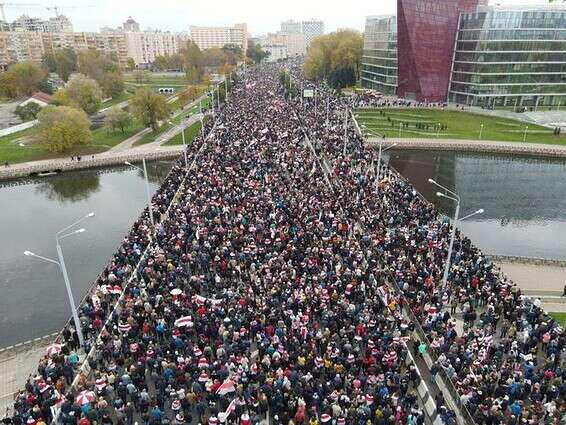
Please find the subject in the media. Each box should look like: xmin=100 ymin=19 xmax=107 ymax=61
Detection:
xmin=189 ymin=23 xmax=248 ymax=52
xmin=261 ymin=32 xmax=305 ymax=57
xmin=10 ymin=14 xmax=73 ymax=33
xmin=262 ymin=44 xmax=288 ymax=62
xmin=280 ymin=20 xmax=302 ymax=34
xmin=301 ymin=19 xmax=324 ymax=48
xmin=125 ymin=31 xmax=179 ymax=67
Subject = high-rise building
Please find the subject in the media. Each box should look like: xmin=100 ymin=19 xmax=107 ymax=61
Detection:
xmin=301 ymin=19 xmax=324 ymax=47
xmin=125 ymin=31 xmax=179 ymax=66
xmin=397 ymin=0 xmax=487 ymax=102
xmin=361 ymin=15 xmax=397 ymax=94
xmin=449 ymin=4 xmax=566 ymax=108
xmin=123 ymin=17 xmax=140 ymax=32
xmin=261 ymin=32 xmax=306 ymax=57
xmin=189 ymin=23 xmax=248 ymax=52
xmin=10 ymin=14 xmax=73 ymax=33
xmin=281 ymin=20 xmax=302 ymax=34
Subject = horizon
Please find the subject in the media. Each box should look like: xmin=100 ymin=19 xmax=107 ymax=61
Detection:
xmin=1 ymin=0 xmax=557 ymax=36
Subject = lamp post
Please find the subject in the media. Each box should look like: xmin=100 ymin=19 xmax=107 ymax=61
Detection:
xmin=169 ymin=120 xmax=187 ymax=167
xmin=523 ymin=125 xmax=529 ymax=142
xmin=479 ymin=123 xmax=484 ymax=140
xmin=428 ymin=179 xmax=461 ymax=288
xmin=457 ymin=208 xmax=485 ymax=255
xmin=125 ymin=159 xmax=155 ymax=228
xmin=362 ymin=124 xmax=396 ymax=183
xmin=24 ymin=212 xmax=95 ymax=350
xmin=399 ymin=122 xmax=402 ymax=138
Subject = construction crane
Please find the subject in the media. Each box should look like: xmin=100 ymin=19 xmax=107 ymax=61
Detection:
xmin=46 ymin=5 xmax=93 ymax=18
xmin=0 ymin=3 xmax=41 ymax=22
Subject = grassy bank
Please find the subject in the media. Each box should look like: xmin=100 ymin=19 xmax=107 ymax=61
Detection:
xmin=550 ymin=312 xmax=566 ymax=326
xmin=355 ymin=108 xmax=566 ymax=146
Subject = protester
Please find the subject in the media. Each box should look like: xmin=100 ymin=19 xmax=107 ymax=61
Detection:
xmin=4 ymin=60 xmax=564 ymax=425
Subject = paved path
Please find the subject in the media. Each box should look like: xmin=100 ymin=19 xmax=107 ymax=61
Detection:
xmin=366 ymin=137 xmax=566 ymax=157
xmin=0 ymin=344 xmax=47 ymax=414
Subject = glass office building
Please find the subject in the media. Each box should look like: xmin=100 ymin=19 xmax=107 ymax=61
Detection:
xmin=361 ymin=15 xmax=398 ymax=94
xmin=397 ymin=0 xmax=486 ymax=102
xmin=449 ymin=5 xmax=566 ymax=107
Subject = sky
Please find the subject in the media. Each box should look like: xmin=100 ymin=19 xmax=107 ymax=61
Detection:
xmin=5 ymin=0 xmax=559 ymax=35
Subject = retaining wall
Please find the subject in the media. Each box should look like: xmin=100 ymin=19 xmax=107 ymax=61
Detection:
xmin=0 ymin=148 xmax=183 ymax=181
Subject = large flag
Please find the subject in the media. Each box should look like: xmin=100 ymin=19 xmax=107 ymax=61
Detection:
xmin=218 ymin=398 xmax=237 ymax=422
xmin=216 ymin=379 xmax=236 ymax=395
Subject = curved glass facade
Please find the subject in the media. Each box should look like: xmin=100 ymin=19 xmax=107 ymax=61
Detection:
xmin=449 ymin=7 xmax=566 ymax=107
xmin=361 ymin=15 xmax=398 ymax=94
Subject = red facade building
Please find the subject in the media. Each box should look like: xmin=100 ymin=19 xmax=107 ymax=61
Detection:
xmin=397 ymin=0 xmax=487 ymax=102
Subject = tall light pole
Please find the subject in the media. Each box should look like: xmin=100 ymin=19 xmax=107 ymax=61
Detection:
xmin=361 ymin=124 xmax=395 ymax=183
xmin=24 ymin=212 xmax=95 ymax=350
xmin=479 ymin=123 xmax=484 ymax=140
xmin=428 ymin=179 xmax=461 ymax=288
xmin=125 ymin=159 xmax=155 ymax=229
xmin=169 ymin=120 xmax=187 ymax=167
xmin=523 ymin=125 xmax=529 ymax=142
xmin=457 ymin=208 xmax=485 ymax=256
xmin=224 ymin=74 xmax=228 ymax=101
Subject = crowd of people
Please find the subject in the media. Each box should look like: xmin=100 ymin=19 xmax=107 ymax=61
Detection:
xmin=3 ymin=60 xmax=564 ymax=425
xmin=285 ymin=61 xmax=565 ymax=424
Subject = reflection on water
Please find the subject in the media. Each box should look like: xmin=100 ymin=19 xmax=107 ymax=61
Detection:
xmin=388 ymin=150 xmax=566 ymax=260
xmin=0 ymin=161 xmax=173 ymax=348
xmin=35 ymin=173 xmax=101 ymax=203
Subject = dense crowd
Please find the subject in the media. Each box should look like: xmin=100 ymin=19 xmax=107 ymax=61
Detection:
xmin=3 ymin=61 xmax=564 ymax=425
xmin=285 ymin=62 xmax=566 ymax=424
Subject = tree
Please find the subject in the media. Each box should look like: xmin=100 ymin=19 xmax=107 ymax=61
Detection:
xmin=304 ymin=30 xmax=363 ymax=86
xmin=130 ymin=87 xmax=170 ymax=131
xmin=133 ymin=70 xmax=151 ymax=84
xmin=36 ymin=105 xmax=92 ymax=153
xmin=54 ymin=74 xmax=102 ymax=114
xmin=42 ymin=48 xmax=77 ymax=82
xmin=15 ymin=102 xmax=42 ymax=121
xmin=246 ymin=40 xmax=270 ymax=64
xmin=180 ymin=41 xmax=203 ymax=82
xmin=100 ymin=71 xmax=124 ymax=98
xmin=77 ymin=50 xmax=118 ymax=80
xmin=127 ymin=57 xmax=136 ymax=72
xmin=6 ymin=62 xmax=48 ymax=96
xmin=153 ymin=55 xmax=169 ymax=71
xmin=328 ymin=66 xmax=357 ymax=90
xmin=0 ymin=71 xmax=18 ymax=99
xmin=104 ymin=107 xmax=132 ymax=134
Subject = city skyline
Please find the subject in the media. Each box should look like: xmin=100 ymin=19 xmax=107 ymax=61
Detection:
xmin=0 ymin=0 xmax=555 ymax=35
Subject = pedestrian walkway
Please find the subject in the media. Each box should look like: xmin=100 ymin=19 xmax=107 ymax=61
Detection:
xmin=366 ymin=137 xmax=566 ymax=157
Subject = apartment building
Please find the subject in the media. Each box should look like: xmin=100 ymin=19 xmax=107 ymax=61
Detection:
xmin=124 ymin=31 xmax=179 ymax=67
xmin=189 ymin=23 xmax=248 ymax=52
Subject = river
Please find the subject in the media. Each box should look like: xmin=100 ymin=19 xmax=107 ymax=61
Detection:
xmin=388 ymin=150 xmax=566 ymax=260
xmin=1 ymin=151 xmax=566 ymax=348
xmin=0 ymin=161 xmax=173 ymax=348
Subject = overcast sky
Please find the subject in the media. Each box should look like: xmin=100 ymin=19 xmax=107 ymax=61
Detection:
xmin=7 ymin=0 xmax=558 ymax=35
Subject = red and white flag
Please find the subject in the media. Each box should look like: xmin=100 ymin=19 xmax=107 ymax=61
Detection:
xmin=216 ymin=379 xmax=236 ymax=396
xmin=218 ymin=398 xmax=237 ymax=422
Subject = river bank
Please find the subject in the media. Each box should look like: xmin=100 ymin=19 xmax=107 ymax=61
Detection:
xmin=368 ymin=137 xmax=566 ymax=157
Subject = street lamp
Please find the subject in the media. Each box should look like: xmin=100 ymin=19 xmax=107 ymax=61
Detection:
xmin=168 ymin=120 xmax=187 ymax=167
xmin=523 ymin=125 xmax=529 ymax=142
xmin=479 ymin=123 xmax=484 ymax=140
xmin=429 ymin=179 xmax=460 ymax=288
xmin=125 ymin=160 xmax=155 ymax=228
xmin=361 ymin=124 xmax=395 ymax=182
xmin=24 ymin=212 xmax=95 ymax=350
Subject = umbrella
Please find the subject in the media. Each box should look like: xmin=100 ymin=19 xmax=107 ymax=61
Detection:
xmin=46 ymin=343 xmax=62 ymax=357
xmin=75 ymin=390 xmax=95 ymax=405
xmin=170 ymin=288 xmax=182 ymax=296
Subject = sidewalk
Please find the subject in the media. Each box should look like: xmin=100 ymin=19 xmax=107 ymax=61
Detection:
xmin=366 ymin=137 xmax=566 ymax=157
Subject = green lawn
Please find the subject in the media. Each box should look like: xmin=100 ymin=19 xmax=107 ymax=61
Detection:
xmin=101 ymin=92 xmax=130 ymax=108
xmin=91 ymin=118 xmax=144 ymax=148
xmin=163 ymin=119 xmax=203 ymax=146
xmin=550 ymin=312 xmax=566 ymax=326
xmin=354 ymin=108 xmax=566 ymax=145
